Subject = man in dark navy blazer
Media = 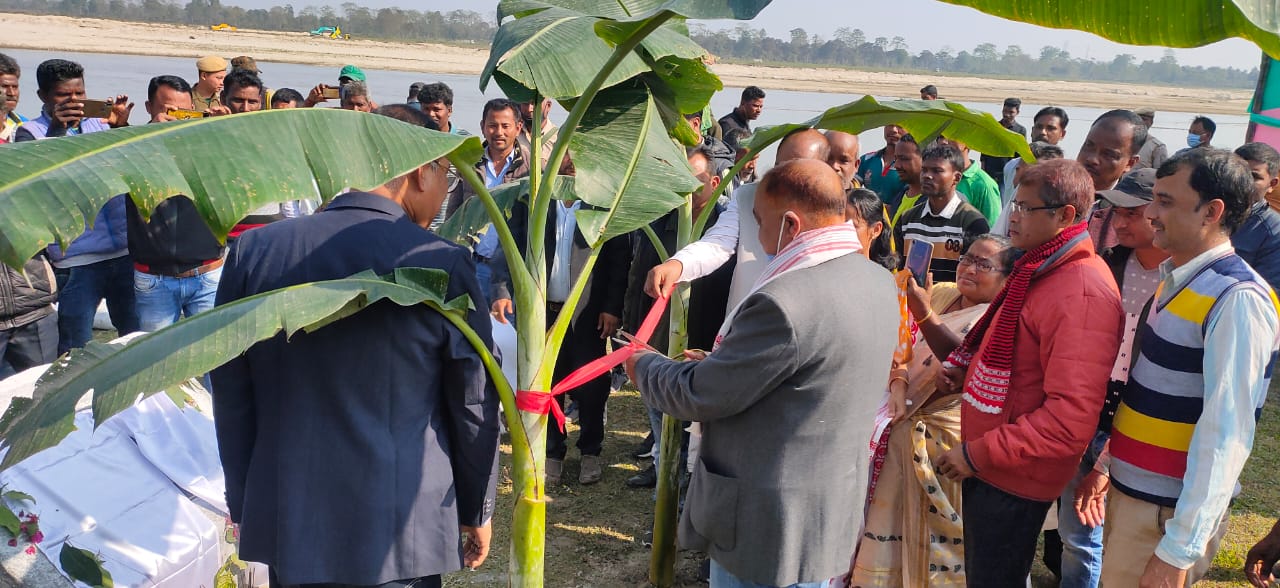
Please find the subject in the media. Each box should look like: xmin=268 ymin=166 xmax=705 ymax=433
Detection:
xmin=211 ymin=110 xmax=501 ymax=588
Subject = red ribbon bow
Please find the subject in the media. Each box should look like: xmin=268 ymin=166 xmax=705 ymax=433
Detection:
xmin=515 ymin=289 xmax=671 ymax=432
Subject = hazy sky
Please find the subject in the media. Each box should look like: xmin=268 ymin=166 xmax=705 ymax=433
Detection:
xmin=229 ymin=0 xmax=1258 ymax=71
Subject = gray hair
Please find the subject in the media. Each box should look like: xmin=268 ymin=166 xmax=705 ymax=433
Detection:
xmin=340 ymin=80 xmax=369 ymax=103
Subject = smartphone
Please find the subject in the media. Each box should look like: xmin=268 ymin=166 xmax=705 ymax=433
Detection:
xmin=320 ymin=86 xmax=340 ymax=99
xmin=167 ymin=108 xmax=208 ymax=120
xmin=904 ymin=238 xmax=934 ymax=287
xmin=80 ymin=98 xmax=112 ymax=119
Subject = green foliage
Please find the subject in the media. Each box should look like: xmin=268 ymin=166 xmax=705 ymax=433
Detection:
xmin=435 ymin=177 xmax=578 ymax=248
xmin=213 ymin=552 xmax=245 ymax=588
xmin=0 ymin=503 xmax=19 ymax=538
xmin=943 ymin=0 xmax=1280 ymax=60
xmin=59 ymin=544 xmax=114 ymax=588
xmin=0 ymin=109 xmax=481 ymax=269
xmin=481 ymin=2 xmax=705 ymax=101
xmin=571 ymin=85 xmax=702 ymax=247
xmin=2 ymin=490 xmax=35 ymax=505
xmin=0 ymin=0 xmax=497 ymax=42
xmin=749 ymin=95 xmax=1034 ymax=161
xmin=0 ymin=269 xmax=468 ymax=470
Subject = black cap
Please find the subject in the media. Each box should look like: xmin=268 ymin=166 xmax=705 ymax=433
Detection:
xmin=1097 ymin=168 xmax=1156 ymax=208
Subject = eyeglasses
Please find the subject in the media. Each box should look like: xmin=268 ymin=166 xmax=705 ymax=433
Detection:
xmin=1009 ymin=201 xmax=1064 ymax=214
xmin=957 ymin=254 xmax=1002 ymax=273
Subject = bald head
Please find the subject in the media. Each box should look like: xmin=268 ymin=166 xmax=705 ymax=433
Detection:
xmin=825 ymin=130 xmax=860 ymax=190
xmin=760 ymin=159 xmax=846 ymax=222
xmin=776 ymin=128 xmax=831 ymax=165
xmin=755 ymin=159 xmax=847 ymax=254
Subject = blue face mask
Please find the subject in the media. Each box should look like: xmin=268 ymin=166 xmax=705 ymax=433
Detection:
xmin=1187 ymin=133 xmax=1202 ymax=148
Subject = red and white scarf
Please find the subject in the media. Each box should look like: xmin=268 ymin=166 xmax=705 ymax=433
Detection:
xmin=713 ymin=223 xmax=862 ymax=351
xmin=946 ymin=222 xmax=1089 ymax=414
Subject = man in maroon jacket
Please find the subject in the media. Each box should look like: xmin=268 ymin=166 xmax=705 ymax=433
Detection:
xmin=933 ymin=158 xmax=1123 ymax=586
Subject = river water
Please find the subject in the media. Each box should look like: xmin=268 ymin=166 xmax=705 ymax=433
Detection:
xmin=2 ymin=47 xmax=1250 ymax=160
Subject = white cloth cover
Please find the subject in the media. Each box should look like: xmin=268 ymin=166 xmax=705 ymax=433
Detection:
xmin=0 ymin=334 xmax=232 ymax=587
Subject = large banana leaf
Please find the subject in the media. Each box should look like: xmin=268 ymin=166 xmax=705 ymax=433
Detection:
xmin=0 ymin=110 xmax=482 ymax=269
xmin=639 ymin=55 xmax=724 ymax=146
xmin=942 ymin=0 xmax=1280 ymax=59
xmin=0 ymin=268 xmax=469 ymax=469
xmin=750 ymin=96 xmax=1035 ymax=161
xmin=482 ymin=4 xmax=704 ymax=101
xmin=570 ymin=85 xmax=701 ymax=247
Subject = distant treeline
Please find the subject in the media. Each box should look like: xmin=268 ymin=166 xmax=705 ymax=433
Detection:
xmin=1 ymin=0 xmax=1256 ymax=89
xmin=694 ymin=24 xmax=1256 ymax=89
xmin=0 ymin=0 xmax=496 ymax=42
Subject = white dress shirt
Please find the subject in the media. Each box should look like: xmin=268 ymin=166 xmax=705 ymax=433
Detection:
xmin=547 ymin=201 xmax=581 ymax=303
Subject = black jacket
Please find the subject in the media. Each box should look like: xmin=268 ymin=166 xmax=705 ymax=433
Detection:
xmin=210 ymin=192 xmax=500 ymax=585
xmin=0 ymin=256 xmax=56 ymax=330
xmin=126 ymin=195 xmax=226 ymax=275
xmin=491 ymin=197 xmax=630 ymax=329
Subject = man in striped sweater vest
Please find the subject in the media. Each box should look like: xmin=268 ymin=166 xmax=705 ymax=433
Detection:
xmin=1097 ymin=149 xmax=1280 ymax=586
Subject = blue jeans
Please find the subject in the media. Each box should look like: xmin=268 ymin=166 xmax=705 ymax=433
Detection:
xmin=709 ymin=560 xmax=823 ymax=588
xmin=134 ymin=267 xmax=221 ymax=331
xmin=56 ymin=256 xmax=139 ymax=354
xmin=1058 ymin=431 xmax=1109 ymax=588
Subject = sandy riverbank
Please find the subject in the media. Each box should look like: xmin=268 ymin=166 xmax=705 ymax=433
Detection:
xmin=0 ymin=13 xmax=1253 ymax=114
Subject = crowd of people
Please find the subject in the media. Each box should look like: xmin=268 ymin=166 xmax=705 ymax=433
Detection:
xmin=3 ymin=48 xmax=1280 ymax=588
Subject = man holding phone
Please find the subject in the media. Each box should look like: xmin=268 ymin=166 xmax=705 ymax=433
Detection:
xmin=15 ymin=59 xmax=138 ymax=352
xmin=892 ymin=142 xmax=990 ymax=283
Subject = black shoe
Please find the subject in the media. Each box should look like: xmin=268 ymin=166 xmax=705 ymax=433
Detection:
xmin=626 ymin=465 xmax=657 ymax=488
xmin=630 ymin=433 xmax=655 ymax=459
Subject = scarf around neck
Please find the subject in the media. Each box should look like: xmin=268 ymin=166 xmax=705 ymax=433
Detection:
xmin=947 ymin=222 xmax=1089 ymax=414
xmin=713 ymin=222 xmax=862 ymax=351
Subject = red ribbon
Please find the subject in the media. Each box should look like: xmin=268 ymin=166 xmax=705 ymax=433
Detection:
xmin=515 ymin=289 xmax=672 ymax=432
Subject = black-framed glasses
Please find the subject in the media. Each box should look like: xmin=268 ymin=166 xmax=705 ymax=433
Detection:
xmin=1009 ymin=201 xmax=1064 ymax=214
xmin=957 ymin=254 xmax=1001 ymax=273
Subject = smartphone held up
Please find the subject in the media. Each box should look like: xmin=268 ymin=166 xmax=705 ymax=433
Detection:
xmin=904 ymin=238 xmax=934 ymax=287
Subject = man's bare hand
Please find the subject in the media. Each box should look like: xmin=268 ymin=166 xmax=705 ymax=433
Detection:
xmin=460 ymin=523 xmax=492 ymax=570
xmin=597 ymin=312 xmax=620 ymax=339
xmin=932 ymin=445 xmax=974 ymax=481
xmin=1139 ymin=555 xmax=1187 ymax=588
xmin=1246 ymin=520 xmax=1280 ymax=587
xmin=491 ymin=299 xmax=514 ymax=324
xmin=305 ymin=84 xmax=331 ymax=107
xmin=1074 ymin=469 xmax=1110 ymax=528
xmin=107 ymin=94 xmax=133 ymax=127
xmin=683 ymin=349 xmax=708 ymax=361
xmin=625 ymin=348 xmax=655 ymax=387
xmin=206 ymin=105 xmax=232 ymax=117
xmin=936 ymin=364 xmax=965 ymax=395
xmin=645 ymin=260 xmax=682 ymax=298
xmin=50 ymin=98 xmax=84 ymax=129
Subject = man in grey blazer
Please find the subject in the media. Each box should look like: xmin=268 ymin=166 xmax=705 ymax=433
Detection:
xmin=627 ymin=160 xmax=899 ymax=587
xmin=212 ymin=111 xmax=500 ymax=587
